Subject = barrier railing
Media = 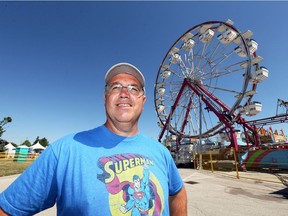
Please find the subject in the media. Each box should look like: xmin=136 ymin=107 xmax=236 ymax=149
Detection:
xmin=0 ymin=152 xmax=39 ymax=161
xmin=194 ymin=148 xmax=288 ymax=185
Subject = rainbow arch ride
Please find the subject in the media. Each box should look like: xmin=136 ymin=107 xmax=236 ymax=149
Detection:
xmin=239 ymin=147 xmax=288 ymax=170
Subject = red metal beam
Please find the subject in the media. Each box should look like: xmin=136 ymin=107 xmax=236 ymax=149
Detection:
xmin=158 ymin=80 xmax=188 ymax=142
xmin=180 ymin=97 xmax=193 ymax=134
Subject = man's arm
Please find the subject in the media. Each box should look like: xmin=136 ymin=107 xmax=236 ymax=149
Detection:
xmin=0 ymin=208 xmax=9 ymax=216
xmin=169 ymin=186 xmax=187 ymax=216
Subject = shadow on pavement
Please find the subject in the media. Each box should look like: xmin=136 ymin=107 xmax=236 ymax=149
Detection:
xmin=271 ymin=188 xmax=288 ymax=199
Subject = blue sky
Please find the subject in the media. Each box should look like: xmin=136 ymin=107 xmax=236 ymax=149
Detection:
xmin=1 ymin=1 xmax=288 ymax=144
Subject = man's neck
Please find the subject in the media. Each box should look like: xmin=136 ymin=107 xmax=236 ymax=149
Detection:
xmin=104 ymin=121 xmax=138 ymax=137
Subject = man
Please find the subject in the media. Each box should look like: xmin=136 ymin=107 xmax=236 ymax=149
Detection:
xmin=0 ymin=63 xmax=187 ymax=215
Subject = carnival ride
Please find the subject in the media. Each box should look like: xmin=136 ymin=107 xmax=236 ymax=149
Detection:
xmin=276 ymin=98 xmax=288 ymax=115
xmin=154 ymin=19 xmax=288 ymax=169
xmin=154 ymin=19 xmax=269 ymax=150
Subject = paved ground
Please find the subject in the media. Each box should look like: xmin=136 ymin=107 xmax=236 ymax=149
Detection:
xmin=180 ymin=169 xmax=288 ymax=216
xmin=1 ymin=169 xmax=287 ymax=215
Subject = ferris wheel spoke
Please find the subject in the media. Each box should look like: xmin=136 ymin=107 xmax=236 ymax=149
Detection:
xmin=207 ymin=41 xmax=221 ymax=60
xmin=197 ymin=43 xmax=209 ymax=71
xmin=203 ymin=67 xmax=244 ymax=81
xmin=210 ymin=43 xmax=231 ymax=60
xmin=202 ymin=83 xmax=242 ymax=95
xmin=208 ymin=50 xmax=235 ymax=70
xmin=200 ymin=55 xmax=244 ymax=81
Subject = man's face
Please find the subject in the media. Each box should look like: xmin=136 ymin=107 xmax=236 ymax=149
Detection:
xmin=104 ymin=73 xmax=146 ymax=127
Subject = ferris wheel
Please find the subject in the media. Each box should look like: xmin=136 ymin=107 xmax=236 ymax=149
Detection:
xmin=154 ymin=20 xmax=268 ymax=143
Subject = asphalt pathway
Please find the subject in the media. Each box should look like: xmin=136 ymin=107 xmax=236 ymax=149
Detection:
xmin=180 ymin=169 xmax=288 ymax=216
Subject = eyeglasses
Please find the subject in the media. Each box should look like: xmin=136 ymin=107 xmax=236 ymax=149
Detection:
xmin=105 ymin=83 xmax=144 ymax=96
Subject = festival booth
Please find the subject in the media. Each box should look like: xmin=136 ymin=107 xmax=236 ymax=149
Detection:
xmin=14 ymin=145 xmax=29 ymax=162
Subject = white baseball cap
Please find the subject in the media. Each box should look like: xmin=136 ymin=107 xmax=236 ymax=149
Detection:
xmin=105 ymin=62 xmax=145 ymax=87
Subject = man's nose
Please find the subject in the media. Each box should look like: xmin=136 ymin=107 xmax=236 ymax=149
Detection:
xmin=119 ymin=87 xmax=129 ymax=97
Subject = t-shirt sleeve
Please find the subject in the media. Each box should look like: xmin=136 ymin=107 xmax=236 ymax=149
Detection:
xmin=0 ymin=145 xmax=58 ymax=215
xmin=167 ymin=151 xmax=184 ymax=196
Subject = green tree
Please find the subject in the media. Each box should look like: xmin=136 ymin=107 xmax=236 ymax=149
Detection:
xmin=33 ymin=136 xmax=40 ymax=145
xmin=0 ymin=139 xmax=9 ymax=152
xmin=39 ymin=137 xmax=49 ymax=147
xmin=22 ymin=140 xmax=32 ymax=147
xmin=0 ymin=117 xmax=12 ymax=137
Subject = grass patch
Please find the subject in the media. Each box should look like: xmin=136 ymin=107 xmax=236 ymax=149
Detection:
xmin=0 ymin=160 xmax=34 ymax=177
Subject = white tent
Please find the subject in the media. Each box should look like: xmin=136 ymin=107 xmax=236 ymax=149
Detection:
xmin=3 ymin=143 xmax=16 ymax=158
xmin=31 ymin=142 xmax=46 ymax=153
xmin=17 ymin=144 xmax=29 ymax=149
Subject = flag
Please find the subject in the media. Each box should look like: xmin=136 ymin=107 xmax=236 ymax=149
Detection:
xmin=279 ymin=99 xmax=288 ymax=106
xmin=269 ymin=126 xmax=273 ymax=135
xmin=259 ymin=127 xmax=266 ymax=135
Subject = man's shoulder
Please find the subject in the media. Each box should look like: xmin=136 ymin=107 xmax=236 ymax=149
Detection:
xmin=49 ymin=127 xmax=100 ymax=148
xmin=138 ymin=134 xmax=169 ymax=151
xmin=138 ymin=133 xmax=160 ymax=144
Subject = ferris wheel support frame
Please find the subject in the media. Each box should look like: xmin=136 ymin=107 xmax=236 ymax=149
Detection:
xmin=197 ymin=82 xmax=262 ymax=148
xmin=185 ymin=80 xmax=240 ymax=150
xmin=158 ymin=78 xmax=241 ymax=150
xmin=158 ymin=79 xmax=188 ymax=142
xmin=158 ymin=76 xmax=263 ymax=151
xmin=180 ymin=98 xmax=193 ymax=134
xmin=195 ymin=83 xmax=262 ymax=148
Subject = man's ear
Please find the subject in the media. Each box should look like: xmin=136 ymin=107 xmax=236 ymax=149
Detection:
xmin=142 ymin=95 xmax=147 ymax=104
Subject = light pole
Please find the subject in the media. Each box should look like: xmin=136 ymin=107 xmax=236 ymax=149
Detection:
xmin=198 ymin=95 xmax=203 ymax=170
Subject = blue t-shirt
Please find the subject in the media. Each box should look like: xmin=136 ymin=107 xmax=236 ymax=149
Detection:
xmin=0 ymin=125 xmax=183 ymax=215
